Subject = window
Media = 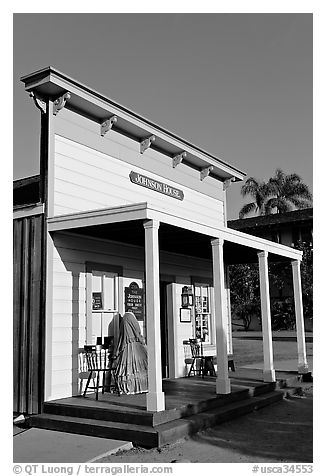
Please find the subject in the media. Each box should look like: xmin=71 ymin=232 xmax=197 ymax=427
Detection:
xmin=86 ymin=263 xmax=122 ymax=346
xmin=194 ymin=283 xmax=212 ymax=344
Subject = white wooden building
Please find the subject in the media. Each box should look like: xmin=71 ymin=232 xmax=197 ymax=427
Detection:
xmin=14 ymin=67 xmax=309 ymax=415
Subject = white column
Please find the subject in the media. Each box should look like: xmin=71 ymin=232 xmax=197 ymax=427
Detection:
xmin=225 ymin=266 xmax=233 ymax=356
xmin=257 ymin=251 xmax=276 ymax=382
xmin=291 ymin=260 xmax=309 ymax=373
xmin=144 ymin=220 xmax=165 ymax=411
xmin=211 ymin=238 xmax=231 ymax=394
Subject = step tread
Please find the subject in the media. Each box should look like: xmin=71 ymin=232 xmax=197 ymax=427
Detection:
xmin=32 ymin=413 xmax=157 ymax=434
xmin=30 ymin=391 xmax=284 ymax=448
xmin=156 ymin=390 xmax=283 ymax=431
xmin=34 ymin=390 xmax=283 ymax=432
xmin=43 ymin=388 xmax=251 ymax=426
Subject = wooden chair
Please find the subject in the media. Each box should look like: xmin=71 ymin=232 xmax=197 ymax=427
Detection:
xmin=83 ymin=347 xmax=117 ymax=400
xmin=211 ymin=355 xmax=236 ymax=372
xmin=184 ymin=338 xmax=206 ymax=378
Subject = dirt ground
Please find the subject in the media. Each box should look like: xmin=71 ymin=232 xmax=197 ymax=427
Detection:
xmin=232 ymin=338 xmax=313 ymax=367
xmin=98 ymin=386 xmax=313 ymax=464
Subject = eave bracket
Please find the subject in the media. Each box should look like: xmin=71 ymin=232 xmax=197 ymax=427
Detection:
xmin=29 ymin=92 xmax=47 ymax=114
xmin=172 ymin=151 xmax=187 ymax=168
xmin=140 ymin=135 xmax=156 ymax=154
xmin=223 ymin=177 xmax=236 ymax=191
xmin=53 ymin=92 xmax=71 ymax=116
xmin=200 ymin=166 xmax=213 ymax=181
xmin=101 ymin=115 xmax=118 ymax=137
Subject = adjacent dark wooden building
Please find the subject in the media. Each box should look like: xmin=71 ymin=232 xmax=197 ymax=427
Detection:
xmin=13 ymin=176 xmax=46 ymax=414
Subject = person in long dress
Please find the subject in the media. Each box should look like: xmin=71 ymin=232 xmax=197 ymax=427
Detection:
xmin=107 ymin=312 xmax=122 ymax=355
xmin=114 ymin=312 xmax=148 ymax=395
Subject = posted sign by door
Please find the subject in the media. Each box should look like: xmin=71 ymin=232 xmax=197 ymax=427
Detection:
xmin=124 ymin=282 xmax=144 ymax=320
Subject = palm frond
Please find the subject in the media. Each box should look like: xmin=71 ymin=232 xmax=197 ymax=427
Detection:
xmin=239 ymin=202 xmax=257 ymax=219
xmin=287 ymin=195 xmax=312 ymax=209
xmin=265 ymin=197 xmax=292 ymax=214
xmin=240 ymin=177 xmax=260 ymax=198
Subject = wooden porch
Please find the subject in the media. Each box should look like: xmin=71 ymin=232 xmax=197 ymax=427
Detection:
xmin=29 ymin=373 xmax=289 ymax=448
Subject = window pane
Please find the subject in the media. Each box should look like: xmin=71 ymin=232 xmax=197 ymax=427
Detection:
xmin=194 ymin=284 xmax=211 ymax=343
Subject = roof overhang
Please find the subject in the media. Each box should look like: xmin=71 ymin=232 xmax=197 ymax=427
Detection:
xmin=21 ymin=67 xmax=246 ymax=183
xmin=47 ymin=202 xmax=302 ymax=262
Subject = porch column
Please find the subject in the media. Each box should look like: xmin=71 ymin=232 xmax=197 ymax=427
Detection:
xmin=211 ymin=238 xmax=231 ymax=394
xmin=144 ymin=220 xmax=165 ymax=411
xmin=257 ymin=251 xmax=276 ymax=382
xmin=291 ymin=260 xmax=309 ymax=373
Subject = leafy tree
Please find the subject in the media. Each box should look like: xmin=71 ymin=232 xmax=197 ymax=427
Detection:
xmin=239 ymin=178 xmax=272 ymax=218
xmin=270 ymin=298 xmax=295 ymax=331
xmin=239 ymin=169 xmax=312 ymax=218
xmin=296 ymin=240 xmax=313 ymax=322
xmin=265 ymin=169 xmax=313 ymax=214
xmin=229 ymin=241 xmax=312 ymax=331
xmin=229 ymin=263 xmax=260 ymax=330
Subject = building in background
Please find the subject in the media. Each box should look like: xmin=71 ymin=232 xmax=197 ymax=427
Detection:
xmin=228 ymin=208 xmax=313 ymax=248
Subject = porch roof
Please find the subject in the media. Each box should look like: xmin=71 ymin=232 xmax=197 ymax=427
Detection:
xmin=47 ymin=202 xmax=302 ymax=263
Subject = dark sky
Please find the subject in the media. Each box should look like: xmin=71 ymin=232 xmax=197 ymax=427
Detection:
xmin=13 ymin=13 xmax=312 ymax=219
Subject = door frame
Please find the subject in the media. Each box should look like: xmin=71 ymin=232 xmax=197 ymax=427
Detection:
xmin=85 ymin=262 xmax=123 ymax=345
xmin=159 ymin=277 xmax=175 ymax=379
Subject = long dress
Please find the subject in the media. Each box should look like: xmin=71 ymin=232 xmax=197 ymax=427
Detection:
xmin=114 ymin=312 xmax=148 ymax=395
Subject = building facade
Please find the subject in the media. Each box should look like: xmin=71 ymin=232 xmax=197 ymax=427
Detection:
xmin=14 ymin=67 xmax=309 ymax=416
xmin=228 ymin=208 xmax=313 ymax=248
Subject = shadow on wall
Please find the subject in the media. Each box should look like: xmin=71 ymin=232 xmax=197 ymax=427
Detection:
xmin=52 ymin=237 xmax=84 ymax=398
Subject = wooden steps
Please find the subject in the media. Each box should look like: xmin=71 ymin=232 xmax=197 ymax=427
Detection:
xmin=29 ymin=384 xmax=284 ymax=448
xmin=157 ymin=390 xmax=283 ymax=447
xmin=42 ymin=387 xmax=250 ymax=427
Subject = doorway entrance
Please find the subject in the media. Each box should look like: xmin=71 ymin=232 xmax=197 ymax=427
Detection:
xmin=160 ymin=281 xmax=171 ymax=379
xmin=86 ymin=263 xmax=121 ymax=345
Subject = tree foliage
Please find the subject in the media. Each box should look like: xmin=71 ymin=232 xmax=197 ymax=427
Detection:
xmin=239 ymin=169 xmax=312 ymax=218
xmin=229 ymin=263 xmax=260 ymax=330
xmin=229 ymin=241 xmax=313 ymax=331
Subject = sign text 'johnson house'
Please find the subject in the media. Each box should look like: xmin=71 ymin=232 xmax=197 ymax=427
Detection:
xmin=129 ymin=171 xmax=184 ymax=201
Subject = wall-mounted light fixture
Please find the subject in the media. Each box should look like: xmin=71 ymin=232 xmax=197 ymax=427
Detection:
xmin=181 ymin=286 xmax=194 ymax=308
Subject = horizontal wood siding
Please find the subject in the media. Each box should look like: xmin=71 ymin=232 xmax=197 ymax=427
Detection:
xmin=53 ymin=135 xmax=224 ymax=228
xmin=46 ymin=231 xmax=213 ymax=400
xmin=13 ymin=214 xmax=45 ymax=414
xmin=54 ymin=108 xmax=225 ymax=201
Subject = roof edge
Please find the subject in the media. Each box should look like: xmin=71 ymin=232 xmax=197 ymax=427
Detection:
xmin=20 ymin=66 xmax=246 ymax=181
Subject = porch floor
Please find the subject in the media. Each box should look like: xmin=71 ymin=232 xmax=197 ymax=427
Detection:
xmin=50 ymin=372 xmax=276 ymax=413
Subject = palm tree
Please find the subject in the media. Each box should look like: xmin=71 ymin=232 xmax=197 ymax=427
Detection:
xmin=239 ymin=169 xmax=312 ymax=218
xmin=265 ymin=169 xmax=312 ymax=214
xmin=239 ymin=178 xmax=273 ymax=218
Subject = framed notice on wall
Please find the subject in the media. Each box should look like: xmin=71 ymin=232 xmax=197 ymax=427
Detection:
xmin=124 ymin=282 xmax=144 ymax=320
xmin=92 ymin=292 xmax=103 ymax=310
xmin=180 ymin=308 xmax=191 ymax=323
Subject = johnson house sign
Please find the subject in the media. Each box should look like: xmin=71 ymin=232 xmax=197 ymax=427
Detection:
xmin=124 ymin=281 xmax=144 ymax=320
xmin=129 ymin=171 xmax=184 ymax=201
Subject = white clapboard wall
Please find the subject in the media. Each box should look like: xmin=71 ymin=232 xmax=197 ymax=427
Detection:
xmin=52 ymin=134 xmax=225 ymax=228
xmin=45 ymin=232 xmax=213 ymax=401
